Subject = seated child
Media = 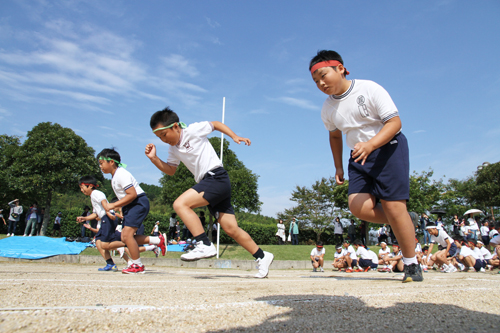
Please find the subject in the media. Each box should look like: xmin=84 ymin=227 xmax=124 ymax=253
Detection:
xmin=310 ymin=241 xmax=325 ymax=272
xmin=332 ymin=244 xmax=348 ymax=271
xmin=352 ymin=240 xmax=378 ymax=272
xmin=342 ymin=240 xmax=358 ymax=273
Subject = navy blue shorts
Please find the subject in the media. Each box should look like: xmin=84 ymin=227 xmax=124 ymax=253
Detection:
xmin=448 ymin=243 xmax=458 ymax=257
xmin=359 ymin=258 xmax=378 ymax=269
xmin=192 ymin=167 xmax=235 ymax=217
xmin=348 ymin=132 xmax=409 ymax=201
xmin=95 ymin=215 xmax=117 ymax=242
xmin=350 ymin=259 xmax=358 ymax=267
xmin=482 ymin=235 xmax=490 ymax=245
xmin=473 ymin=258 xmax=482 ymax=271
xmin=122 ymin=193 xmax=150 ymax=229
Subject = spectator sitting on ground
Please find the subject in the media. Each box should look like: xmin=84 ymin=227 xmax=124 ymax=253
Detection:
xmin=310 ymin=241 xmax=325 ymax=272
xmin=468 ymin=239 xmax=486 ymax=272
xmin=386 ymin=244 xmax=404 ymax=273
xmin=352 ymin=240 xmax=378 ymax=272
xmin=332 ymin=244 xmax=347 ymax=271
xmin=450 ymin=236 xmax=482 ymax=273
xmin=342 ymin=240 xmax=358 ymax=273
xmin=378 ymin=241 xmax=392 ymax=270
xmin=476 ymin=240 xmax=493 ymax=270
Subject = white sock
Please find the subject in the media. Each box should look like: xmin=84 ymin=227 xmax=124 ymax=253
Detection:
xmin=402 ymin=256 xmax=418 ymax=265
xmin=143 ymin=245 xmax=155 ymax=251
xmin=132 ymin=258 xmax=143 ymax=266
xmin=148 ymin=236 xmax=160 ymax=245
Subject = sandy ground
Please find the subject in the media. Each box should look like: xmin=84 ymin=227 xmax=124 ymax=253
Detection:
xmin=0 ymin=262 xmax=499 ymax=332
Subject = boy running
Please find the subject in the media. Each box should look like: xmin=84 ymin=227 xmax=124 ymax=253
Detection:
xmin=309 ymin=50 xmax=422 ymax=282
xmin=145 ymin=107 xmax=274 ymax=278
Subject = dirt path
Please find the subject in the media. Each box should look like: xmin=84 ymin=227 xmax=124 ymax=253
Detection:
xmin=0 ymin=262 xmax=499 ymax=332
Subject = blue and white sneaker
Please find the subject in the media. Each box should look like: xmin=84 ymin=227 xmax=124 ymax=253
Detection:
xmin=98 ymin=264 xmax=118 ymax=272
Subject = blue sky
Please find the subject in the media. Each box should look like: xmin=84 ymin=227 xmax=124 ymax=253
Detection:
xmin=1 ymin=1 xmax=499 ymax=218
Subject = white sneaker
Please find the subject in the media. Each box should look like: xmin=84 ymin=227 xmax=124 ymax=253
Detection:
xmin=440 ymin=264 xmax=448 ymax=272
xmin=181 ymin=242 xmax=217 ymax=261
xmin=446 ymin=265 xmax=457 ymax=273
xmin=6 ymin=233 xmax=10 ymax=237
xmin=458 ymin=263 xmax=465 ymax=271
xmin=479 ymin=267 xmax=485 ymax=272
xmin=320 ymin=267 xmax=324 ymax=272
xmin=23 ymin=234 xmax=27 ymax=237
xmin=255 ymin=251 xmax=274 ymax=278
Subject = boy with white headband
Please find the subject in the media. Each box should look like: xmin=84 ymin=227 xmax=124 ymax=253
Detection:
xmin=309 ymin=50 xmax=422 ymax=282
xmin=426 ymin=222 xmax=457 ymax=272
xmin=145 ymin=107 xmax=274 ymax=278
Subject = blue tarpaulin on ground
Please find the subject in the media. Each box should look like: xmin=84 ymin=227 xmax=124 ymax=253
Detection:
xmin=0 ymin=236 xmax=90 ymax=259
xmin=167 ymin=244 xmax=186 ymax=252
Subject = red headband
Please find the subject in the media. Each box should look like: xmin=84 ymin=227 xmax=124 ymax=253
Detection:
xmin=310 ymin=60 xmax=350 ymax=75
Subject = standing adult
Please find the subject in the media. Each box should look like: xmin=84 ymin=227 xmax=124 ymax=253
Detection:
xmin=348 ymin=219 xmax=356 ymax=243
xmin=436 ymin=216 xmax=444 ymax=229
xmin=6 ymin=199 xmax=23 ymax=237
xmin=289 ymin=218 xmax=299 ymax=245
xmin=36 ymin=208 xmax=44 ymax=236
xmin=23 ymin=202 xmax=39 ymax=237
xmin=360 ymin=221 xmax=367 ymax=245
xmin=468 ymin=215 xmax=479 ymax=241
xmin=169 ymin=213 xmax=177 ymax=240
xmin=377 ymin=225 xmax=388 ymax=245
xmin=0 ymin=209 xmax=6 ymax=227
xmin=420 ymin=213 xmax=431 ymax=245
xmin=452 ymin=214 xmax=460 ymax=237
xmin=333 ymin=217 xmax=343 ymax=244
xmin=80 ymin=206 xmax=91 ymax=238
xmin=275 ymin=219 xmax=286 ymax=245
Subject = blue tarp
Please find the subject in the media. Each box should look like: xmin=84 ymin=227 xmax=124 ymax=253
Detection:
xmin=0 ymin=236 xmax=90 ymax=259
xmin=167 ymin=244 xmax=187 ymax=252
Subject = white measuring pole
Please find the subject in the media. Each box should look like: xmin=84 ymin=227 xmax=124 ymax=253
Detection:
xmin=216 ymin=97 xmax=225 ymax=258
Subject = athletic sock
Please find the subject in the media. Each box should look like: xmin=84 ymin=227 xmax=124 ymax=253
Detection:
xmin=106 ymin=259 xmax=114 ymax=265
xmin=143 ymin=245 xmax=155 ymax=251
xmin=194 ymin=233 xmax=211 ymax=246
xmin=402 ymin=256 xmax=418 ymax=265
xmin=132 ymin=258 xmax=143 ymax=267
xmin=148 ymin=236 xmax=160 ymax=245
xmin=253 ymin=248 xmax=265 ymax=260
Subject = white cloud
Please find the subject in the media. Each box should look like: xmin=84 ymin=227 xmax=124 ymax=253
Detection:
xmin=271 ymin=96 xmax=318 ymax=110
xmin=413 ymin=129 xmax=426 ymax=134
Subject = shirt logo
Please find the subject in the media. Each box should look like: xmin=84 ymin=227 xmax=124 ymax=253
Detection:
xmin=183 ymin=141 xmax=194 ymax=152
xmin=357 ymin=95 xmax=369 ymax=118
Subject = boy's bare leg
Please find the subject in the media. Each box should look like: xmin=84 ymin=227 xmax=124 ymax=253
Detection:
xmin=101 ymin=240 xmax=126 ymax=251
xmin=218 ymin=212 xmax=259 ymax=255
xmin=348 ymin=193 xmax=388 ymax=224
xmin=96 ymin=240 xmax=111 ymax=261
xmin=380 ymin=200 xmax=416 ymax=259
xmin=122 ymin=226 xmax=140 ymax=260
xmin=173 ymin=189 xmax=208 ymax=237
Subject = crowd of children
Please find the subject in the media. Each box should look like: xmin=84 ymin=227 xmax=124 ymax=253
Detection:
xmin=326 ymin=221 xmax=500 ymax=274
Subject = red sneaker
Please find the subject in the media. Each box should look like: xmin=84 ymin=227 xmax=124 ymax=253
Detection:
xmin=363 ymin=266 xmax=370 ymax=272
xmin=345 ymin=268 xmax=353 ymax=273
xmin=158 ymin=233 xmax=167 ymax=256
xmin=354 ymin=267 xmax=363 ymax=272
xmin=122 ymin=264 xmax=145 ymax=274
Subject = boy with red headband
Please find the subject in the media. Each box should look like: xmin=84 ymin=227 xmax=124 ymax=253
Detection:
xmin=310 ymin=50 xmax=422 ymax=282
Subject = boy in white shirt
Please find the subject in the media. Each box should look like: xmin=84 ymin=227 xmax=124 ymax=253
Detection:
xmin=52 ymin=212 xmax=62 ymax=237
xmin=146 ymin=107 xmax=273 ymax=278
xmin=342 ymin=240 xmax=358 ymax=273
xmin=477 ymin=240 xmax=494 ymax=270
xmin=386 ymin=244 xmax=404 ymax=273
xmin=352 ymin=240 xmax=378 ymax=272
xmin=377 ymin=241 xmax=392 ymax=271
xmin=310 ymin=50 xmax=421 ymax=283
xmin=426 ymin=222 xmax=457 ymax=272
xmin=332 ymin=244 xmax=348 ymax=271
xmin=452 ymin=236 xmax=482 ymax=272
xmin=97 ymin=148 xmax=166 ymax=274
xmin=310 ymin=241 xmax=325 ymax=272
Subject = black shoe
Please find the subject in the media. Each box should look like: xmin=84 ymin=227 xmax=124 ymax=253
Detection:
xmin=403 ymin=263 xmax=423 ymax=283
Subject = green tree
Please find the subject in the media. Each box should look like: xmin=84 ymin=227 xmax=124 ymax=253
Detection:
xmin=471 ymin=161 xmax=500 ymax=218
xmin=279 ymin=177 xmax=349 ymax=242
xmin=440 ymin=177 xmax=476 ymax=217
xmin=407 ymin=169 xmax=444 ymax=214
xmin=9 ymin=122 xmax=102 ymax=235
xmin=159 ymin=137 xmax=261 ymax=213
xmin=0 ymin=135 xmax=23 ymax=202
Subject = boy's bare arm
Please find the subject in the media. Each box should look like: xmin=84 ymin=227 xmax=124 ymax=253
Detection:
xmin=145 ymin=143 xmax=177 ymax=175
xmin=352 ymin=116 xmax=402 ymax=165
xmin=106 ymin=187 xmax=137 ymax=212
xmin=329 ymin=130 xmax=344 ymax=184
xmin=212 ymin=121 xmax=251 ymax=146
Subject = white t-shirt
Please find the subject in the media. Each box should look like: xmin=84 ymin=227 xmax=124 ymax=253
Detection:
xmin=368 ymin=250 xmax=379 ymax=264
xmin=415 ymin=243 xmax=422 ymax=253
xmin=480 ymin=226 xmax=490 ymax=236
xmin=334 ymin=221 xmax=343 ymax=234
xmin=489 ymin=230 xmax=498 ymax=239
xmin=345 ymin=245 xmax=357 ymax=260
xmin=355 ymin=246 xmax=371 ymax=260
xmin=167 ymin=121 xmax=223 ymax=183
xmin=468 ymin=219 xmax=479 ymax=231
xmin=310 ymin=247 xmax=326 ymax=257
xmin=321 ymin=79 xmax=399 ymax=150
xmin=169 ymin=217 xmax=176 ymax=227
xmin=472 ymin=247 xmax=484 ymax=261
xmin=430 ymin=229 xmax=454 ymax=247
xmin=460 ymin=246 xmax=479 ymax=259
xmin=91 ymin=190 xmax=107 ymax=219
xmin=490 ymin=233 xmax=500 ymax=246
xmin=112 ymin=167 xmax=144 ymax=200
xmin=378 ymin=248 xmax=391 ymax=257
xmin=54 ymin=216 xmax=61 ymax=225
xmin=479 ymin=247 xmax=492 ymax=260
xmin=334 ymin=249 xmax=347 ymax=259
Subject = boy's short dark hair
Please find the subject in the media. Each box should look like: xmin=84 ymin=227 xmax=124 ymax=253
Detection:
xmin=309 ymin=50 xmax=346 ymax=76
xmin=422 ymin=246 xmax=429 ymax=251
xmin=316 ymin=241 xmax=324 ymax=248
xmin=150 ymin=106 xmax=179 ymax=130
xmin=353 ymin=239 xmax=363 ymax=246
xmin=97 ymin=148 xmax=121 ymax=163
xmin=79 ymin=175 xmax=98 ymax=187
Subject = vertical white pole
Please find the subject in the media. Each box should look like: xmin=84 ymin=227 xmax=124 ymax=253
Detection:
xmin=217 ymin=97 xmax=225 ymax=259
